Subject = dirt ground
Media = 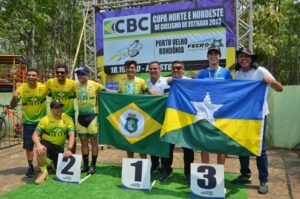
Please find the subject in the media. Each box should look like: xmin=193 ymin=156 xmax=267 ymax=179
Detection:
xmin=0 ymin=144 xmax=299 ymax=199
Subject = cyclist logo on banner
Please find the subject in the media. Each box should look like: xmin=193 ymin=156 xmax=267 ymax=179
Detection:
xmin=110 ymin=40 xmax=143 ymax=62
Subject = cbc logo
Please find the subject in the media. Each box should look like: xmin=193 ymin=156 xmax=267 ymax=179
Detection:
xmin=104 ymin=14 xmax=150 ymax=37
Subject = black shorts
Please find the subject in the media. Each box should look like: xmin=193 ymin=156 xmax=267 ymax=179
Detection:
xmin=78 ymin=114 xmax=97 ymax=128
xmin=23 ymin=124 xmax=37 ymax=149
xmin=41 ymin=140 xmax=64 ymax=168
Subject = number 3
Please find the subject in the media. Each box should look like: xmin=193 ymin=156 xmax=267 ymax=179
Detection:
xmin=197 ymin=165 xmax=217 ymax=189
xmin=61 ymin=156 xmax=75 ymax=175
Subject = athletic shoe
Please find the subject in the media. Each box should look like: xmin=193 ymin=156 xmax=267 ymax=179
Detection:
xmin=25 ymin=167 xmax=34 ymax=178
xmin=88 ymin=165 xmax=96 ymax=175
xmin=231 ymin=175 xmax=251 ymax=184
xmin=81 ymin=165 xmax=89 ymax=173
xmin=159 ymin=171 xmax=173 ymax=182
xmin=258 ymin=182 xmax=268 ymax=194
xmin=151 ymin=165 xmax=160 ymax=174
xmin=35 ymin=172 xmax=48 ymax=185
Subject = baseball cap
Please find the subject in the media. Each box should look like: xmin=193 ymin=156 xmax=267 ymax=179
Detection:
xmin=236 ymin=47 xmax=257 ymax=60
xmin=75 ymin=66 xmax=90 ymax=76
xmin=207 ymin=45 xmax=221 ymax=55
xmin=50 ymin=100 xmax=64 ymax=109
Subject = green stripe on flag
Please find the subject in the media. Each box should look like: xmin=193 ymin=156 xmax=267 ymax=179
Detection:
xmin=161 ymin=120 xmax=253 ymax=156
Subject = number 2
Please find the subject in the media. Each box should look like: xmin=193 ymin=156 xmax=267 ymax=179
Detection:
xmin=61 ymin=156 xmax=75 ymax=175
xmin=197 ymin=165 xmax=217 ymax=189
xmin=130 ymin=161 xmax=142 ymax=182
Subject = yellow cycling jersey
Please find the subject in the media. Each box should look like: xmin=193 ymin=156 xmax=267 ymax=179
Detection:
xmin=45 ymin=78 xmax=76 ymax=116
xmin=16 ymin=82 xmax=47 ymax=124
xmin=118 ymin=77 xmax=148 ymax=94
xmin=35 ymin=113 xmax=75 ymax=147
xmin=75 ymin=80 xmax=105 ymax=115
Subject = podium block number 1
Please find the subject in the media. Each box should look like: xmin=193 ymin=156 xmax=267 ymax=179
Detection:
xmin=121 ymin=158 xmax=151 ymax=190
xmin=131 ymin=160 xmax=142 ymax=182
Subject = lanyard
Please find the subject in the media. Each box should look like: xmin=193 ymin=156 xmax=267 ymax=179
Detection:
xmin=125 ymin=79 xmax=135 ymax=94
xmin=79 ymin=81 xmax=88 ymax=100
xmin=208 ymin=66 xmax=221 ymax=79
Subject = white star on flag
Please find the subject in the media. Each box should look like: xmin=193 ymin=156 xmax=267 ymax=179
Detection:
xmin=191 ymin=92 xmax=223 ymax=124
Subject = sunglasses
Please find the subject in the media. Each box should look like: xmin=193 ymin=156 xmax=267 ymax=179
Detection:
xmin=172 ymin=66 xmax=183 ymax=70
xmin=56 ymin=71 xmax=66 ymax=75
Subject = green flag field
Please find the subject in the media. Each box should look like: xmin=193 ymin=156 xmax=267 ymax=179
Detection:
xmin=2 ymin=163 xmax=247 ymax=199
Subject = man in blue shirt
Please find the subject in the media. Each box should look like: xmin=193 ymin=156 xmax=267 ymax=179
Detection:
xmin=196 ymin=45 xmax=232 ymax=165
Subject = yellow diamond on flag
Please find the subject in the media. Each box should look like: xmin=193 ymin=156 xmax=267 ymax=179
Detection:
xmin=107 ymin=102 xmax=162 ymax=144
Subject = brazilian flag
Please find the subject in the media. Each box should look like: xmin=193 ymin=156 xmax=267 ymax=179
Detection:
xmin=99 ymin=92 xmax=170 ymax=158
xmin=160 ymin=79 xmax=267 ymax=156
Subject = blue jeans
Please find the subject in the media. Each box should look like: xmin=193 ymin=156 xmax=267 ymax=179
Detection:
xmin=238 ymin=118 xmax=268 ymax=183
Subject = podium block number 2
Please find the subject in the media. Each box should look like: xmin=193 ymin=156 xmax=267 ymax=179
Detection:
xmin=61 ymin=156 xmax=75 ymax=175
xmin=56 ymin=154 xmax=82 ymax=183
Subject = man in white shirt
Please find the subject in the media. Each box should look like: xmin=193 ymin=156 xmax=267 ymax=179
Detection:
xmin=146 ymin=61 xmax=170 ymax=174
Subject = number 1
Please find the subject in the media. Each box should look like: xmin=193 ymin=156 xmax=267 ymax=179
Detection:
xmin=130 ymin=161 xmax=142 ymax=182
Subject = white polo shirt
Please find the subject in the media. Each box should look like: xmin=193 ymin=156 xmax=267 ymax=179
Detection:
xmin=146 ymin=77 xmax=170 ymax=95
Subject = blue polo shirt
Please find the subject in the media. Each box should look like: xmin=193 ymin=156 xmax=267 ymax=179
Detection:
xmin=196 ymin=66 xmax=232 ymax=80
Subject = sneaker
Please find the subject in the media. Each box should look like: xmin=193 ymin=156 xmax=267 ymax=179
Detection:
xmin=88 ymin=165 xmax=96 ymax=175
xmin=151 ymin=165 xmax=160 ymax=174
xmin=25 ymin=167 xmax=34 ymax=178
xmin=81 ymin=165 xmax=89 ymax=173
xmin=231 ymin=175 xmax=251 ymax=184
xmin=159 ymin=171 xmax=173 ymax=182
xmin=35 ymin=172 xmax=48 ymax=185
xmin=258 ymin=182 xmax=268 ymax=194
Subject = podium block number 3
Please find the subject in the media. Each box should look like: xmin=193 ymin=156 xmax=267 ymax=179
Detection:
xmin=197 ymin=165 xmax=217 ymax=189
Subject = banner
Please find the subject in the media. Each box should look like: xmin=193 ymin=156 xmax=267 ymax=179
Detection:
xmin=96 ymin=0 xmax=236 ymax=85
xmin=99 ymin=92 xmax=170 ymax=158
xmin=160 ymin=79 xmax=267 ymax=156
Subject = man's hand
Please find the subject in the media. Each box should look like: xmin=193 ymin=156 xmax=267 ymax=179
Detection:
xmin=263 ymin=76 xmax=275 ymax=86
xmin=63 ymin=149 xmax=72 ymax=157
xmin=36 ymin=145 xmax=46 ymax=155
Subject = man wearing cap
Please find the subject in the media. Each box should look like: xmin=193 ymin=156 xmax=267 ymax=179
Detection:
xmin=10 ymin=69 xmax=48 ymax=178
xmin=32 ymin=100 xmax=75 ymax=185
xmin=162 ymin=60 xmax=194 ymax=184
xmin=45 ymin=64 xmax=77 ymax=154
xmin=196 ymin=45 xmax=232 ymax=165
xmin=75 ymin=67 xmax=112 ymax=174
xmin=118 ymin=60 xmax=157 ymax=159
xmin=146 ymin=61 xmax=170 ymax=174
xmin=231 ymin=47 xmax=283 ymax=194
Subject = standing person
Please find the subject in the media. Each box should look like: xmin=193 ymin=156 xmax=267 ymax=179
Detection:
xmin=45 ymin=64 xmax=77 ymax=154
xmin=32 ymin=100 xmax=75 ymax=185
xmin=75 ymin=67 xmax=109 ymax=175
xmin=146 ymin=61 xmax=170 ymax=173
xmin=196 ymin=45 xmax=232 ymax=165
xmin=10 ymin=69 xmax=47 ymax=178
xmin=162 ymin=60 xmax=194 ymax=184
xmin=118 ymin=60 xmax=156 ymax=159
xmin=231 ymin=47 xmax=283 ymax=194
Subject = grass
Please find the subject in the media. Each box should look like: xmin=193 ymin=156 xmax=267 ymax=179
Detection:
xmin=2 ymin=163 xmax=247 ymax=199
